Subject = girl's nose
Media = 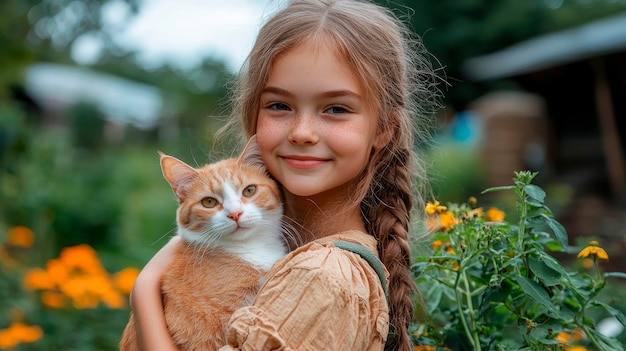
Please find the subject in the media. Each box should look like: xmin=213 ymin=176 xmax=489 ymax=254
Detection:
xmin=288 ymin=112 xmax=319 ymax=145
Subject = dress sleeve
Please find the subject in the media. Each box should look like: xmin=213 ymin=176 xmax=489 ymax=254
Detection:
xmin=219 ymin=243 xmax=389 ymax=351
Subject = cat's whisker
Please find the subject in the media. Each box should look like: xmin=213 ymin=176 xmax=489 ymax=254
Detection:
xmin=151 ymin=226 xmax=178 ymax=246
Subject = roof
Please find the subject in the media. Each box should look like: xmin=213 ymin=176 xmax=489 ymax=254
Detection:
xmin=25 ymin=63 xmax=163 ymax=129
xmin=462 ymin=12 xmax=626 ymax=81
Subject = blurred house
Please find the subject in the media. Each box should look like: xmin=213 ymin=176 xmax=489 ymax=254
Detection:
xmin=23 ymin=62 xmax=164 ymax=142
xmin=462 ymin=13 xmax=626 ymax=268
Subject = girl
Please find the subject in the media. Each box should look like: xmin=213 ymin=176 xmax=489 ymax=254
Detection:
xmin=130 ymin=0 xmax=439 ymax=350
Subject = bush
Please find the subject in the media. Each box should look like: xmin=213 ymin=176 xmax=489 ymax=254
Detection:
xmin=412 ymin=171 xmax=626 ymax=350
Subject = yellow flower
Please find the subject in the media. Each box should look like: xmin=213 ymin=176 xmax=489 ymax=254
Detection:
xmin=577 ymin=241 xmax=608 ymax=261
xmin=485 ymin=207 xmax=505 ymax=222
xmin=464 ymin=207 xmax=484 ymax=219
xmin=425 ymin=201 xmax=447 ymax=215
xmin=6 ymin=226 xmax=35 ymax=248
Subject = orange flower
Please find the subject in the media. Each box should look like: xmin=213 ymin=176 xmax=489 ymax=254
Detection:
xmin=414 ymin=345 xmax=436 ymax=351
xmin=6 ymin=226 xmax=35 ymax=248
xmin=577 ymin=241 xmax=608 ymax=261
xmin=444 ymin=244 xmax=456 ymax=255
xmin=0 ymin=322 xmax=43 ymax=348
xmin=60 ymin=244 xmax=106 ymax=275
xmin=438 ymin=211 xmax=457 ymax=231
xmin=40 ymin=291 xmax=66 ymax=308
xmin=72 ymin=293 xmax=100 ymax=309
xmin=556 ymin=328 xmax=584 ymax=344
xmin=564 ymin=347 xmax=587 ymax=351
xmin=100 ymin=289 xmax=125 ymax=309
xmin=23 ymin=268 xmax=56 ymax=291
xmin=60 ymin=275 xmax=91 ymax=299
xmin=46 ymin=259 xmax=70 ymax=286
xmin=432 ymin=240 xmax=443 ymax=250
xmin=114 ymin=267 xmax=140 ymax=295
xmin=485 ymin=207 xmax=505 ymax=222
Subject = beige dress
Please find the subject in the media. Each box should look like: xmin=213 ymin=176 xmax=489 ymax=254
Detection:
xmin=219 ymin=230 xmax=389 ymax=351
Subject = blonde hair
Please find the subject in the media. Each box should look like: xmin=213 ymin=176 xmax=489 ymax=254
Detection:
xmin=226 ymin=0 xmax=440 ymax=350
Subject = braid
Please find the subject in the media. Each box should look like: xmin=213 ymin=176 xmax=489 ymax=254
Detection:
xmin=363 ymin=143 xmax=417 ymax=351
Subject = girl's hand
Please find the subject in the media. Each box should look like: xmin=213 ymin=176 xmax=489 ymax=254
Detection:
xmin=130 ymin=236 xmax=181 ymax=351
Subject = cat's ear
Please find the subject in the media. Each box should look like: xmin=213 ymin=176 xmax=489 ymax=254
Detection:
xmin=159 ymin=151 xmax=198 ymax=203
xmin=238 ymin=135 xmax=266 ymax=170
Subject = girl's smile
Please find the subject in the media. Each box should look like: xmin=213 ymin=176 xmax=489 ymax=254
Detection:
xmin=279 ymin=154 xmax=330 ymax=169
xmin=256 ymin=39 xmax=380 ymax=200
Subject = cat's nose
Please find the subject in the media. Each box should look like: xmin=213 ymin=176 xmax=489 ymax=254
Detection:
xmin=227 ymin=211 xmax=243 ymax=221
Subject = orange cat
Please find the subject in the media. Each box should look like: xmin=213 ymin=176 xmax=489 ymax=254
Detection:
xmin=120 ymin=139 xmax=287 ymax=351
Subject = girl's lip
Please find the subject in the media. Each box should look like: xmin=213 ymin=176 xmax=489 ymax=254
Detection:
xmin=280 ymin=155 xmax=329 ymax=169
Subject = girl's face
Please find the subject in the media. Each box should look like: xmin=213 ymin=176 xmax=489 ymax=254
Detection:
xmin=256 ymin=39 xmax=381 ymax=201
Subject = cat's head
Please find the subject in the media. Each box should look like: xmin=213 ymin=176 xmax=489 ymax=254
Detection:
xmin=159 ymin=137 xmax=283 ymax=247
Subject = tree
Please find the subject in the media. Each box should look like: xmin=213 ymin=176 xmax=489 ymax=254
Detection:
xmin=0 ymin=0 xmax=139 ymax=96
xmin=377 ymin=0 xmax=626 ymax=109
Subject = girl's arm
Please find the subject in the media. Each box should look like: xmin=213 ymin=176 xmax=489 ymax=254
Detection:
xmin=130 ymin=236 xmax=181 ymax=351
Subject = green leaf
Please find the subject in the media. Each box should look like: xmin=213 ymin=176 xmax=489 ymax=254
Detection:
xmin=545 ymin=217 xmax=568 ymax=247
xmin=423 ymin=282 xmax=444 ymax=314
xmin=481 ymin=185 xmax=515 ymax=194
xmin=528 ymin=256 xmax=561 ymax=286
xmin=523 ymin=184 xmax=546 ymax=202
xmin=591 ymin=301 xmax=626 ymax=327
xmin=584 ymin=327 xmax=625 ymax=351
xmin=537 ymin=251 xmax=569 ymax=277
xmin=544 ymin=240 xmax=563 ymax=252
xmin=515 ymin=276 xmax=558 ymax=313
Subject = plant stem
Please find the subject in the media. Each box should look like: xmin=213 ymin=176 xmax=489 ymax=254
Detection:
xmin=455 ymin=270 xmax=482 ymax=351
xmin=582 ymin=325 xmax=605 ymax=351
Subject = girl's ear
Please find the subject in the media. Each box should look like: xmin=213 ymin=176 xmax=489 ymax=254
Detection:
xmin=238 ymin=135 xmax=266 ymax=170
xmin=159 ymin=151 xmax=198 ymax=203
xmin=373 ymin=125 xmax=393 ymax=151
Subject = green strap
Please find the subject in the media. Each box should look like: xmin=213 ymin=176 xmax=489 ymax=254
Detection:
xmin=333 ymin=241 xmax=396 ymax=347
xmin=333 ymin=241 xmax=388 ymax=299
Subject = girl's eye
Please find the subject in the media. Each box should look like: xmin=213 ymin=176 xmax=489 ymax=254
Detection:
xmin=201 ymin=197 xmax=219 ymax=208
xmin=325 ymin=105 xmax=349 ymax=114
xmin=267 ymin=103 xmax=290 ymax=111
xmin=242 ymin=185 xmax=257 ymax=197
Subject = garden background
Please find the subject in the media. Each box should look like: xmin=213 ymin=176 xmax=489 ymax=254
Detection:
xmin=1 ymin=0 xmax=625 ymax=349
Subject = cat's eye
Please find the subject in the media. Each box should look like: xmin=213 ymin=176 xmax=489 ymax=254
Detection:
xmin=242 ymin=185 xmax=257 ymax=197
xmin=201 ymin=197 xmax=218 ymax=208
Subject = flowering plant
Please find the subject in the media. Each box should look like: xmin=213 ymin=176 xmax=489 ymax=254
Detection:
xmin=0 ymin=226 xmax=138 ymax=350
xmin=412 ymin=171 xmax=626 ymax=350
